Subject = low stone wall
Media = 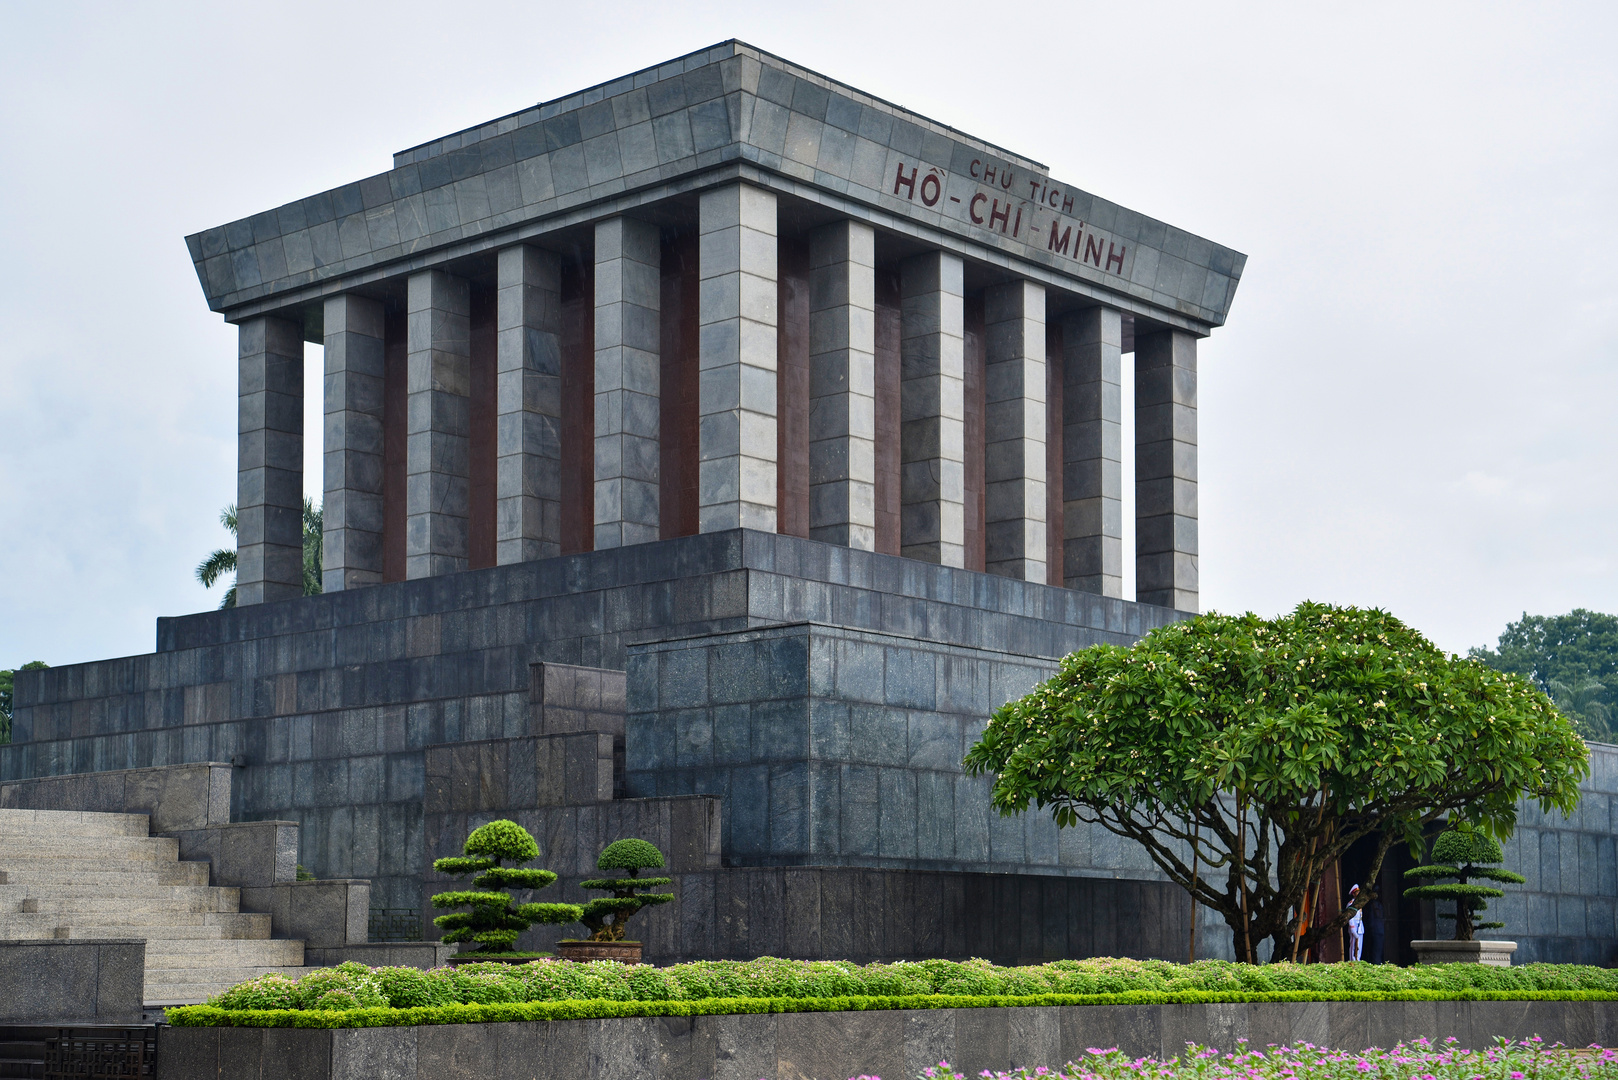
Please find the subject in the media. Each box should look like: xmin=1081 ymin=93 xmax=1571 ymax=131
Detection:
xmin=156 ymin=999 xmax=1618 ymax=1080
xmin=0 ymin=940 xmax=145 ymax=1022
xmin=0 ymin=762 xmax=229 ymax=833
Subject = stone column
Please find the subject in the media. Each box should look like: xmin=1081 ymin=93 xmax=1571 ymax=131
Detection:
xmin=594 ymin=217 xmax=661 ymax=549
xmin=807 ymin=220 xmax=877 ymax=550
xmin=898 ymin=251 xmax=965 ymax=567
xmin=698 ymin=183 xmax=778 ymax=533
xmin=236 ymin=315 xmax=304 ymax=606
xmin=1135 ymin=328 xmax=1198 ymax=611
xmin=405 ymin=269 xmax=472 ymax=579
xmin=983 ymin=280 xmax=1047 ymax=583
xmin=321 ymin=295 xmax=385 ymax=592
xmin=496 ymin=244 xmax=564 ymax=564
xmin=1061 ymin=307 xmax=1124 ymax=596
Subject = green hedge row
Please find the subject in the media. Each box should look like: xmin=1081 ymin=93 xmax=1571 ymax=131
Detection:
xmin=196 ymin=956 xmax=1618 ymax=1016
xmin=167 ymin=988 xmax=1618 ymax=1029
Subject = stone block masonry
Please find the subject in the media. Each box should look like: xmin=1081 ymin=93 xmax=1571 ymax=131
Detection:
xmin=698 ymin=184 xmax=779 ymax=535
xmin=235 ymin=316 xmax=303 ymax=605
xmin=158 ymin=1000 xmax=1618 ymax=1080
xmin=406 ymin=270 xmax=473 ymax=579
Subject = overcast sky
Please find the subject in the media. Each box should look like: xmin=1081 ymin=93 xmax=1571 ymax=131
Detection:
xmin=1 ymin=1 xmax=1614 ymax=668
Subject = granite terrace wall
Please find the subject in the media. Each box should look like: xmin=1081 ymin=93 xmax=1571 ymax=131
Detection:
xmin=625 ymin=623 xmax=1165 ymax=879
xmin=0 ymin=761 xmax=230 ymax=833
xmin=0 ymin=940 xmax=145 ymax=1023
xmin=1 ymin=530 xmax=1171 ymax=911
xmin=158 ymin=999 xmax=1618 ymax=1080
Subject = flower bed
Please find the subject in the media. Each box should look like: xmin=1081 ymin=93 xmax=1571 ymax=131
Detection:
xmin=927 ymin=1039 xmax=1618 ymax=1080
xmin=164 ymin=957 xmax=1618 ymax=1028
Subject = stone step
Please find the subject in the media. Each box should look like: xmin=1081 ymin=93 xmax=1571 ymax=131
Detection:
xmin=22 ymin=890 xmax=240 ymax=915
xmin=0 ymin=862 xmax=211 ymax=887
xmin=145 ymin=966 xmax=316 ymax=1007
xmin=0 ymin=836 xmax=180 ymax=862
xmin=56 ymin=923 xmax=229 ymax=941
xmin=0 ymin=808 xmax=151 ymax=838
xmin=0 ymin=910 xmax=271 ymax=939
xmin=11 ymin=883 xmax=234 ymax=902
xmin=145 ymin=938 xmax=304 ymax=968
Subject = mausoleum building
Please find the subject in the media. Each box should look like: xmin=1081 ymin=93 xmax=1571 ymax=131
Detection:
xmin=6 ymin=43 xmax=1614 ymax=967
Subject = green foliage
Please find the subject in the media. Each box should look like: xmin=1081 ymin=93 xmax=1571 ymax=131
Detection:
xmin=463 ymin=819 xmax=541 ymax=863
xmin=1404 ymin=825 xmax=1528 ymax=941
xmin=197 ymin=500 xmax=323 ymax=610
xmin=1470 ymin=609 xmax=1618 ymax=740
xmin=173 ymin=956 xmax=1618 ymax=1026
xmin=576 ymin=838 xmax=674 ymax=942
xmin=597 ymin=838 xmax=665 ymax=870
xmin=963 ymin=602 xmax=1590 ymax=963
xmin=187 ymin=955 xmax=1618 ymax=1025
xmin=0 ymin=660 xmax=48 ymax=745
xmin=430 ymin=820 xmax=580 ymax=954
xmin=294 ymin=864 xmax=315 ymax=881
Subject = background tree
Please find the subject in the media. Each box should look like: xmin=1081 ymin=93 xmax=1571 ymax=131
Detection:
xmin=196 ymin=500 xmax=323 ymax=609
xmin=430 ymin=819 xmax=581 ymax=954
xmin=1470 ymin=609 xmax=1618 ymax=740
xmin=577 ymin=839 xmax=674 ymax=942
xmin=964 ymin=602 xmax=1589 ymax=963
xmin=0 ymin=660 xmax=49 ymax=745
xmin=1403 ymin=825 xmax=1525 ymax=941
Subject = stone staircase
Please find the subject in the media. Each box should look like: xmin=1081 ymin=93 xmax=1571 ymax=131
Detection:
xmin=0 ymin=808 xmax=311 ymax=1006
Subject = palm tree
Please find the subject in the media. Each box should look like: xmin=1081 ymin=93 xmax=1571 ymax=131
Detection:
xmin=197 ymin=500 xmax=323 ymax=610
xmin=196 ymin=506 xmax=238 ymax=609
xmin=1547 ymin=675 xmax=1611 ymax=740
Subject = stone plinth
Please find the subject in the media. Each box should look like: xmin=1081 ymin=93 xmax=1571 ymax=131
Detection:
xmin=1411 ymin=939 xmax=1518 ymax=966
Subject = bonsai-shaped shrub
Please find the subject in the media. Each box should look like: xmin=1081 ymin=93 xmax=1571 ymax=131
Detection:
xmin=1403 ymin=825 xmax=1526 ymax=940
xmin=577 ymin=838 xmax=675 ymax=942
xmin=431 ymin=819 xmax=582 ymax=954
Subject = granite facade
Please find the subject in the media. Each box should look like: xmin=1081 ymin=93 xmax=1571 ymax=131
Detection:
xmin=3 ymin=532 xmax=1171 ymax=918
xmin=6 ymin=530 xmax=1616 ymax=965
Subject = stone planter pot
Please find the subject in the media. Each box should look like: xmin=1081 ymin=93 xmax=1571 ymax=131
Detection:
xmin=557 ymin=940 xmax=643 ymax=964
xmin=1410 ymin=939 xmax=1517 ymax=966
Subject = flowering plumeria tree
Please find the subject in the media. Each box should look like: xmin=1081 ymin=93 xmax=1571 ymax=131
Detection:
xmin=964 ymin=602 xmax=1589 ymax=963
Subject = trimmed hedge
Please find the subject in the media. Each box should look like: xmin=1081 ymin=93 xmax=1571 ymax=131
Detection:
xmin=167 ymin=988 xmax=1618 ymax=1029
xmin=165 ymin=956 xmax=1618 ymax=1027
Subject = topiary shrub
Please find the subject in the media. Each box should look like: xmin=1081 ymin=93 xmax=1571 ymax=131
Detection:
xmin=576 ymin=838 xmax=675 ymax=942
xmin=431 ymin=819 xmax=583 ymax=954
xmin=1403 ymin=825 xmax=1527 ymax=941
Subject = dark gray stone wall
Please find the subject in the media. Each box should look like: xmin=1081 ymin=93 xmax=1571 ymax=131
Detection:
xmin=0 ymin=940 xmax=145 ymax=1023
xmin=2 ymin=531 xmax=1166 ymax=912
xmin=1473 ymin=740 xmax=1618 ymax=965
xmin=5 ymin=530 xmax=1616 ymax=966
xmin=157 ymin=999 xmax=1618 ymax=1080
xmin=627 ymin=623 xmax=1117 ymax=876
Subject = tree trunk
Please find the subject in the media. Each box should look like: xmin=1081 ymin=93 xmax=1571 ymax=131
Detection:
xmin=1454 ymin=873 xmax=1474 ymax=941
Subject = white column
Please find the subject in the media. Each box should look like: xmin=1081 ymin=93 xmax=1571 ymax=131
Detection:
xmin=898 ymin=250 xmax=965 ymax=567
xmin=405 ymin=269 xmax=471 ymax=579
xmin=698 ymin=183 xmax=778 ymax=533
xmin=1135 ymin=329 xmax=1198 ymax=611
xmin=982 ymin=280 xmax=1047 ymax=583
xmin=808 ymin=220 xmax=877 ymax=551
xmin=496 ymin=244 xmax=564 ymax=564
xmin=236 ymin=315 xmax=304 ymax=605
xmin=594 ymin=217 xmax=662 ymax=549
xmin=322 ymin=294 xmax=385 ymax=592
xmin=1062 ymin=307 xmax=1124 ymax=597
